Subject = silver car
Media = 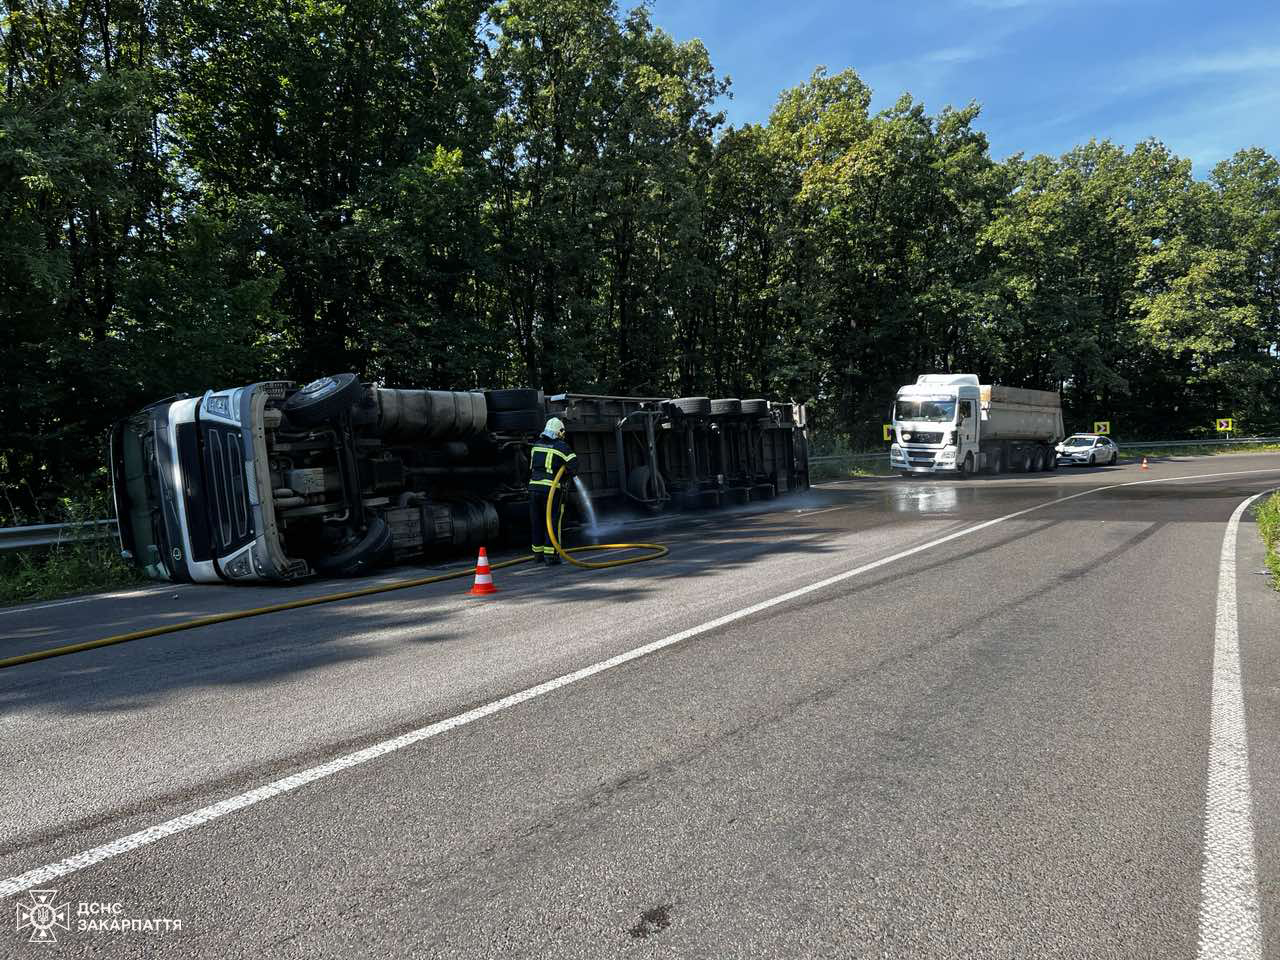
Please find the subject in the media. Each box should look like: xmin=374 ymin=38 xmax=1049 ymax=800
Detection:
xmin=1056 ymin=434 xmax=1119 ymax=466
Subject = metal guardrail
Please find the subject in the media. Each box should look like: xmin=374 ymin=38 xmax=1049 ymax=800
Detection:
xmin=808 ymin=436 xmax=1280 ymax=465
xmin=809 ymin=452 xmax=890 ymax=464
xmin=3 ymin=436 xmax=1277 ymax=552
xmin=1118 ymin=436 xmax=1280 ymax=449
xmin=0 ymin=520 xmax=118 ymax=553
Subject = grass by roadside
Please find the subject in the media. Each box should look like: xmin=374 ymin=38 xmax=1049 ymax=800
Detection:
xmin=0 ymin=492 xmax=143 ymax=607
xmin=809 ymin=457 xmax=895 ymax=483
xmin=1256 ymin=493 xmax=1280 ymax=590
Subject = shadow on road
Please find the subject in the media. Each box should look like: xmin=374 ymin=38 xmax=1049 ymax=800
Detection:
xmin=0 ymin=510 xmax=856 ymax=714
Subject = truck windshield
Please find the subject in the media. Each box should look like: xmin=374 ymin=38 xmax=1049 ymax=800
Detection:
xmin=114 ymin=420 xmax=170 ymax=579
xmin=894 ymin=399 xmax=956 ymax=422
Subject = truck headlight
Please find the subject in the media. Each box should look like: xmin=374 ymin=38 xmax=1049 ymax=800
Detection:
xmin=938 ymin=447 xmax=956 ymax=461
xmin=891 ymin=444 xmax=902 ymax=455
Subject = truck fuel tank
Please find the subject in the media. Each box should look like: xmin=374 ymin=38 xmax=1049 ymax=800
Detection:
xmin=375 ymin=389 xmax=488 ymax=441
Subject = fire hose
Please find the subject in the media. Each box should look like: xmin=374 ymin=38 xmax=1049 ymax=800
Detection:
xmin=543 ymin=465 xmax=668 ymax=569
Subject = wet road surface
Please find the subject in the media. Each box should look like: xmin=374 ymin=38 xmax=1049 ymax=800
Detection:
xmin=2 ymin=455 xmax=1279 ymax=958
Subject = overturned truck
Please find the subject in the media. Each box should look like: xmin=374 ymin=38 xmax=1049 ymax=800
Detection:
xmin=110 ymin=375 xmax=809 ymax=583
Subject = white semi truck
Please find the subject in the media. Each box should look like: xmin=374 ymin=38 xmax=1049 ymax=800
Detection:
xmin=889 ymin=374 xmax=1064 ymax=476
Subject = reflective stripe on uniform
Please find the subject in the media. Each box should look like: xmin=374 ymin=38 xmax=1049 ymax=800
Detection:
xmin=531 ymin=444 xmax=574 ymax=463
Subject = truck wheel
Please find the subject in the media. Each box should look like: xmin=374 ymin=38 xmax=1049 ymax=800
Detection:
xmin=740 ymin=399 xmax=769 ymax=416
xmin=991 ymin=450 xmax=1004 ymax=475
xmin=489 ymin=409 xmax=544 ymax=433
xmin=283 ymin=373 xmax=362 ymax=427
xmin=962 ymin=453 xmax=974 ymax=476
xmin=1046 ymin=451 xmax=1058 ymax=471
xmin=710 ymin=398 xmax=742 ymax=416
xmin=484 ymin=389 xmax=542 ymax=413
xmin=1020 ymin=451 xmax=1033 ymax=472
xmin=670 ymin=396 xmax=712 ymax=417
xmin=314 ymin=517 xmax=392 ymax=577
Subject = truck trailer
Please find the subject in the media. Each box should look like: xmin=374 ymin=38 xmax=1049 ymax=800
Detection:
xmin=889 ymin=374 xmax=1064 ymax=476
xmin=110 ymin=375 xmax=809 ymax=583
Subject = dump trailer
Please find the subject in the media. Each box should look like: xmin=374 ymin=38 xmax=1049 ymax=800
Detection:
xmin=109 ymin=376 xmax=808 ymax=583
xmin=889 ymin=374 xmax=1064 ymax=476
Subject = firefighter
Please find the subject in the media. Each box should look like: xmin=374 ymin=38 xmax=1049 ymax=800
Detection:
xmin=529 ymin=417 xmax=578 ymax=564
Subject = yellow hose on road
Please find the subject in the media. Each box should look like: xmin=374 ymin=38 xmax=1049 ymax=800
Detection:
xmin=545 ymin=466 xmax=669 ymax=569
xmin=0 ymin=473 xmax=666 ymax=670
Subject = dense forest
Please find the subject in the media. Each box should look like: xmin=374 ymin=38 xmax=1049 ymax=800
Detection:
xmin=2 ymin=0 xmax=1278 ymax=512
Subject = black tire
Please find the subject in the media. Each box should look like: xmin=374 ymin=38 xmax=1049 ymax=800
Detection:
xmin=1021 ymin=451 xmax=1033 ymax=472
xmin=489 ymin=409 xmax=545 ymax=433
xmin=283 ymin=373 xmax=362 ymax=427
xmin=485 ymin=388 xmax=542 ymax=413
xmin=991 ymin=449 xmax=1004 ymax=475
xmin=314 ymin=517 xmax=392 ymax=577
xmin=740 ymin=399 xmax=768 ymax=416
xmin=1047 ymin=451 xmax=1058 ymax=471
xmin=710 ymin=398 xmax=742 ymax=416
xmin=770 ymin=402 xmax=794 ymax=424
xmin=962 ymin=453 xmax=974 ymax=476
xmin=670 ymin=396 xmax=712 ymax=417
xmin=1110 ymin=451 xmax=1118 ymax=466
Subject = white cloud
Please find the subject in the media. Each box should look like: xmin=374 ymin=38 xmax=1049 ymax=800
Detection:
xmin=1176 ymin=46 xmax=1280 ymax=77
xmin=921 ymin=46 xmax=986 ymax=65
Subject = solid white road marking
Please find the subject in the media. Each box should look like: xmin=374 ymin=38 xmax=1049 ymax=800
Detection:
xmin=795 ymin=506 xmax=845 ymax=517
xmin=1198 ymin=491 xmax=1267 ymax=960
xmin=2 ymin=465 xmax=1279 ymax=900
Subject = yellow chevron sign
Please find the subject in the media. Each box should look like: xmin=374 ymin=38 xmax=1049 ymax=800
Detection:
xmin=1216 ymin=418 xmax=1235 ymax=432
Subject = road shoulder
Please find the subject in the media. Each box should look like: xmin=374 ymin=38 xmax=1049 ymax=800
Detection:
xmin=1238 ymin=506 xmax=1280 ymax=954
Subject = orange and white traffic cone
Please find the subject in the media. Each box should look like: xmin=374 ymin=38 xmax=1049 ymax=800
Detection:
xmin=469 ymin=547 xmax=497 ymax=595
xmin=1140 ymin=457 xmax=1149 ymax=471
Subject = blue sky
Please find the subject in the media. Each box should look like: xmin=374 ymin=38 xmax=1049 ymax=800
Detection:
xmin=645 ymin=0 xmax=1279 ymax=176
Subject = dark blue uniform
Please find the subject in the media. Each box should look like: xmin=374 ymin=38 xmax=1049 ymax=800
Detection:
xmin=529 ymin=436 xmax=578 ymax=561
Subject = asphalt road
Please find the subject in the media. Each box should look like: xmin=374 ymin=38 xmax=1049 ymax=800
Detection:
xmin=2 ymin=454 xmax=1279 ymax=958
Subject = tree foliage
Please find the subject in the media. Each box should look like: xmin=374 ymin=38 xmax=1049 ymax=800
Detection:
xmin=2 ymin=0 xmax=1277 ymax=508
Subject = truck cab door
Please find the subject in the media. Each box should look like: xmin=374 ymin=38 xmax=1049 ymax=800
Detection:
xmin=958 ymin=400 xmax=977 ymax=457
